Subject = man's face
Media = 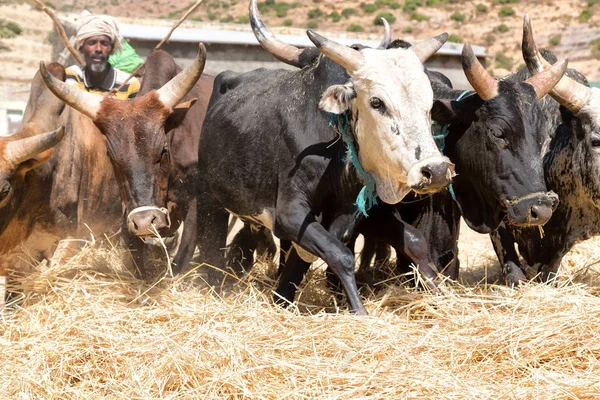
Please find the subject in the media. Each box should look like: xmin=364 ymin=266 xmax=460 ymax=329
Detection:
xmin=80 ymin=35 xmax=112 ymax=74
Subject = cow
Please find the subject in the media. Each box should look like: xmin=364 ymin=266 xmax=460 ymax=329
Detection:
xmin=0 ymin=62 xmax=123 ymax=281
xmin=194 ymin=0 xmax=455 ymax=315
xmin=489 ymin=16 xmax=600 ymax=283
xmin=38 ymin=45 xmax=208 ymax=277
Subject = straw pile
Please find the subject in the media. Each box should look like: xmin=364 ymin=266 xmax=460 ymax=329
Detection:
xmin=1 ymin=231 xmax=600 ymax=399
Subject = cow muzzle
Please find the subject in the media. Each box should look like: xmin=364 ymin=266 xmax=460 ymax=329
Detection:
xmin=127 ymin=206 xmax=171 ymax=237
xmin=506 ymin=191 xmax=558 ymax=227
xmin=407 ymin=157 xmax=455 ymax=194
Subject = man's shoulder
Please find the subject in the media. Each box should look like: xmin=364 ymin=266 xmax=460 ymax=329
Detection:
xmin=65 ymin=65 xmax=85 ymax=85
xmin=113 ymin=67 xmax=139 ymax=86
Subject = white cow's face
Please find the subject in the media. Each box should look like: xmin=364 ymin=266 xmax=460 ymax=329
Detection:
xmin=320 ymin=47 xmax=453 ymax=204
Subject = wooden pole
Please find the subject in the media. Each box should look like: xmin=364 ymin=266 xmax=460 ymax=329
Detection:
xmin=30 ymin=0 xmax=84 ymax=65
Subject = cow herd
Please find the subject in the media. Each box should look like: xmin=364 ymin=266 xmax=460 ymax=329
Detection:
xmin=0 ymin=3 xmax=599 ymax=315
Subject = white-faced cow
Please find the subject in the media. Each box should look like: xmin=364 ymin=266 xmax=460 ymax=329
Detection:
xmin=490 ymin=16 xmax=600 ymax=283
xmin=195 ymin=0 xmax=454 ymax=315
xmin=38 ymin=46 xmax=208 ymax=277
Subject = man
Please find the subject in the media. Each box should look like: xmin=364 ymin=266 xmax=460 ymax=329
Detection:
xmin=66 ymin=13 xmax=139 ymax=100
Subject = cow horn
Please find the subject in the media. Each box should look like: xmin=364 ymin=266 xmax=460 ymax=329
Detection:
xmin=377 ymin=18 xmax=392 ymax=49
xmin=156 ymin=43 xmax=206 ymax=110
xmin=522 ymin=14 xmax=591 ymax=112
xmin=411 ymin=32 xmax=448 ymax=63
xmin=39 ymin=61 xmax=102 ymax=120
xmin=5 ymin=126 xmax=64 ymax=165
xmin=462 ymin=43 xmax=498 ymax=101
xmin=307 ymin=30 xmax=364 ymax=73
xmin=250 ymin=0 xmax=306 ymax=68
xmin=524 ymin=57 xmax=569 ymax=99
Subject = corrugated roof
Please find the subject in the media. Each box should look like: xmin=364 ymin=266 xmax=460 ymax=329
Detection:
xmin=118 ymin=22 xmax=491 ymax=58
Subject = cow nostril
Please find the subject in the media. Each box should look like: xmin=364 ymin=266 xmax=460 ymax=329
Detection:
xmin=421 ymin=167 xmax=432 ymax=181
xmin=530 ymin=206 xmax=538 ymax=221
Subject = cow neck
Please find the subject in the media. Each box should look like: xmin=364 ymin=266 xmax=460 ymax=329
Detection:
xmin=431 ymin=89 xmax=471 ymax=201
xmin=329 ymin=110 xmax=377 ymax=218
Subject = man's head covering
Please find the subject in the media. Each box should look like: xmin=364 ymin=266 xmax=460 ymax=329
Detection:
xmin=75 ymin=11 xmax=122 ymax=53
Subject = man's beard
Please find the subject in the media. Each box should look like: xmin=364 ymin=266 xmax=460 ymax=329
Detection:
xmin=89 ymin=61 xmax=108 ymax=73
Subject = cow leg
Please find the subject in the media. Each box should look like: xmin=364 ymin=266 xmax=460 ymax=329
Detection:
xmin=274 ymin=247 xmax=311 ymax=306
xmin=274 ymin=211 xmax=366 ymax=315
xmin=489 ymin=222 xmax=527 ymax=286
xmin=49 ymin=239 xmax=88 ymax=267
xmin=171 ymin=198 xmax=198 ymax=275
xmin=226 ymin=223 xmax=258 ymax=275
xmin=278 ymin=239 xmax=292 ymax=277
xmin=196 ymin=195 xmax=229 ymax=286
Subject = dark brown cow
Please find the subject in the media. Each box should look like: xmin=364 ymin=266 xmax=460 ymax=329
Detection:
xmin=39 ymin=45 xmax=209 ymax=275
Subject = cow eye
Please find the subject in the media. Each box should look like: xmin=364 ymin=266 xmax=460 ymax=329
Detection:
xmin=0 ymin=181 xmax=11 ymax=204
xmin=370 ymin=97 xmax=384 ymax=110
xmin=591 ymin=137 xmax=600 ymax=148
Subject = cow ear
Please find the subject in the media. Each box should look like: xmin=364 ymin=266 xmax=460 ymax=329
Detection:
xmin=16 ymin=148 xmax=55 ymax=174
xmin=165 ymin=98 xmax=197 ymax=132
xmin=432 ymin=99 xmax=456 ymax=125
xmin=432 ymin=95 xmax=481 ymax=125
xmin=319 ymin=83 xmax=356 ymax=114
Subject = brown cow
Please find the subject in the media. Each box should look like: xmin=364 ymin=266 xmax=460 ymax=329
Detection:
xmin=39 ymin=44 xmax=208 ymax=276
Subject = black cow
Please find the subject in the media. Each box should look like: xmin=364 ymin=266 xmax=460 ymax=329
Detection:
xmin=195 ymin=0 xmax=455 ymax=314
xmin=490 ymin=16 xmax=600 ymax=283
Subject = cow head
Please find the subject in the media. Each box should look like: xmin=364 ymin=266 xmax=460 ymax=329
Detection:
xmin=39 ymin=44 xmax=206 ymax=240
xmin=309 ymin=31 xmax=454 ymax=204
xmin=522 ymin=15 xmax=600 ymax=207
xmin=432 ymin=43 xmax=566 ymax=232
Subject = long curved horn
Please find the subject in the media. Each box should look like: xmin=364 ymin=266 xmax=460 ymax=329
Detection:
xmin=377 ymin=18 xmax=392 ymax=49
xmin=524 ymin=58 xmax=568 ymax=99
xmin=156 ymin=43 xmax=206 ymax=109
xmin=411 ymin=32 xmax=448 ymax=63
xmin=307 ymin=30 xmax=364 ymax=73
xmin=39 ymin=62 xmax=103 ymax=120
xmin=522 ymin=14 xmax=591 ymax=112
xmin=462 ymin=43 xmax=498 ymax=101
xmin=250 ymin=0 xmax=311 ymax=68
xmin=5 ymin=126 xmax=64 ymax=165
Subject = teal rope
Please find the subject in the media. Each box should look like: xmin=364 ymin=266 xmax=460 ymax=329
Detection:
xmin=431 ymin=90 xmax=471 ymax=201
xmin=329 ymin=112 xmax=377 ymax=217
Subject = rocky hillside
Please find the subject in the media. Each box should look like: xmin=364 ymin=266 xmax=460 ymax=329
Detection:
xmin=0 ymin=0 xmax=599 ymax=87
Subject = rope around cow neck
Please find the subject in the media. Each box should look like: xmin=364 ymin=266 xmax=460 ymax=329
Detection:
xmin=329 ymin=112 xmax=377 ymax=218
xmin=431 ymin=89 xmax=472 ymax=201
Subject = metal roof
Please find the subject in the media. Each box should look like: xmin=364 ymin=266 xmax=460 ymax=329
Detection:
xmin=118 ymin=23 xmax=490 ymax=58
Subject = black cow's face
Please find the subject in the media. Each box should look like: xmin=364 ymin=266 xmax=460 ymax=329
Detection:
xmin=434 ymin=80 xmax=557 ymax=233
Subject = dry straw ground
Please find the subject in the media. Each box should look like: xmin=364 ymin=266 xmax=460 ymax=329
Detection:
xmin=2 ymin=228 xmax=600 ymax=399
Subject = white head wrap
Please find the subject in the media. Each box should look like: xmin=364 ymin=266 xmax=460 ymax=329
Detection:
xmin=75 ymin=11 xmax=122 ymax=53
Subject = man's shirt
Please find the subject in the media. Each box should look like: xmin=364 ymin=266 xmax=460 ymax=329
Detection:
xmin=65 ymin=64 xmax=140 ymax=100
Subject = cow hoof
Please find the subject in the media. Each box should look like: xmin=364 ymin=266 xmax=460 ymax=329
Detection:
xmin=503 ymin=261 xmax=527 ymax=287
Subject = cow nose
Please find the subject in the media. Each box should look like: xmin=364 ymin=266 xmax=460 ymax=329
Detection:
xmin=507 ymin=196 xmax=555 ymax=227
xmin=408 ymin=158 xmax=455 ymax=194
xmin=127 ymin=206 xmax=171 ymax=237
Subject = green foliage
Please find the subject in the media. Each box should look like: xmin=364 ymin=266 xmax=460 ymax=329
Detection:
xmin=265 ymin=0 xmax=275 ymax=5
xmin=362 ymin=3 xmax=379 ymax=13
xmin=283 ymin=18 xmax=293 ymax=26
xmin=274 ymin=3 xmax=290 ymax=17
xmin=589 ymin=0 xmax=600 ymax=6
xmin=347 ymin=23 xmax=364 ymax=32
xmin=5 ymin=21 xmax=22 ymax=35
xmin=220 ymin=15 xmax=234 ymax=23
xmin=495 ymin=52 xmax=513 ymax=70
xmin=410 ymin=11 xmax=429 ymax=21
xmin=498 ymin=6 xmax=515 ymax=17
xmin=492 ymin=0 xmax=517 ymax=4
xmin=403 ymin=0 xmax=423 ymax=13
xmin=236 ymin=15 xmax=249 ymax=24
xmin=403 ymin=25 xmax=413 ymax=33
xmin=451 ymin=11 xmax=465 ymax=22
xmin=426 ymin=0 xmax=443 ymax=6
xmin=207 ymin=11 xmax=218 ymax=21
xmin=476 ymin=3 xmax=487 ymax=12
xmin=257 ymin=2 xmax=270 ymax=14
xmin=342 ymin=8 xmax=357 ymax=18
xmin=590 ymin=38 xmax=600 ymax=53
xmin=329 ymin=11 xmax=341 ymax=22
xmin=375 ymin=12 xmax=396 ymax=25
xmin=496 ymin=23 xmax=509 ymax=33
xmin=306 ymin=20 xmax=318 ymax=29
xmin=376 ymin=0 xmax=401 ymax=9
xmin=580 ymin=8 xmax=592 ymax=23
xmin=448 ymin=34 xmax=462 ymax=43
xmin=549 ymin=35 xmax=561 ymax=46
xmin=44 ymin=1 xmax=56 ymax=8
xmin=308 ymin=7 xmax=323 ymax=18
